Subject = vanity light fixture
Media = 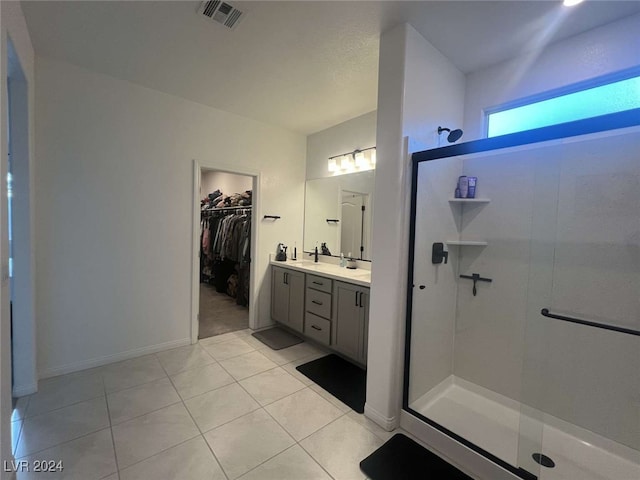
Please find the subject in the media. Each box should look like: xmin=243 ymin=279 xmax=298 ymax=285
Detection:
xmin=341 ymin=155 xmax=354 ymax=170
xmin=327 ymin=146 xmax=376 ymax=175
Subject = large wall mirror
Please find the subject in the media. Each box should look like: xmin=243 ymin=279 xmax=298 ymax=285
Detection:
xmin=303 ymin=170 xmax=375 ymax=261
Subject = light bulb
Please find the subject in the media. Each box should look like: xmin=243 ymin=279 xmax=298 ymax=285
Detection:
xmin=563 ymin=0 xmax=583 ymax=7
xmin=341 ymin=155 xmax=353 ymax=170
xmin=328 ymin=158 xmax=337 ymax=172
xmin=354 ymin=151 xmax=365 ymax=167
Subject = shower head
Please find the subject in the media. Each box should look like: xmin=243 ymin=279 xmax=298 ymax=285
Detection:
xmin=438 ymin=126 xmax=464 ymax=143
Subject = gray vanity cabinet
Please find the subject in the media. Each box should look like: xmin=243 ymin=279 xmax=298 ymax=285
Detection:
xmin=333 ymin=281 xmax=369 ymax=364
xmin=271 ymin=266 xmax=304 ymax=333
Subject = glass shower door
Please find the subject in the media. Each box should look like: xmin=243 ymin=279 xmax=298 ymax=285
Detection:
xmin=518 ymin=128 xmax=640 ymax=480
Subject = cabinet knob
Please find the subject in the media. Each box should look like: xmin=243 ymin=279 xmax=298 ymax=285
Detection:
xmin=311 ymin=325 xmax=322 ymax=331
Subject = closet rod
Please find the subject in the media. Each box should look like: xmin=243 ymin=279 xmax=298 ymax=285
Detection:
xmin=203 ymin=205 xmax=252 ymax=212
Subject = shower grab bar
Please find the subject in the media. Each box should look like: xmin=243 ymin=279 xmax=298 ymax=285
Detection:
xmin=540 ymin=309 xmax=640 ymax=337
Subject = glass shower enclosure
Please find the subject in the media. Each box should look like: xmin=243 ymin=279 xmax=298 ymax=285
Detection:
xmin=404 ymin=113 xmax=640 ymax=480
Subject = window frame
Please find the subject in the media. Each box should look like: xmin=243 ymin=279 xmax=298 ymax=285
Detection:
xmin=483 ymin=66 xmax=640 ymax=138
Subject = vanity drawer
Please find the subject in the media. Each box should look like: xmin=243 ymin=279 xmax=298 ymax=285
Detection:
xmin=307 ymin=274 xmax=332 ymax=294
xmin=304 ymin=313 xmax=331 ymax=345
xmin=305 ymin=288 xmax=332 ymax=319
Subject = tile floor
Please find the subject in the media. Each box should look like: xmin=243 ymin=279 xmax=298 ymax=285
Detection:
xmin=11 ymin=329 xmax=396 ymax=479
xmin=199 ymin=284 xmax=249 ymax=339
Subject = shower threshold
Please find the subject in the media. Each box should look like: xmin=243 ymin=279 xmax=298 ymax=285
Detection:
xmin=409 ymin=376 xmax=639 ymax=480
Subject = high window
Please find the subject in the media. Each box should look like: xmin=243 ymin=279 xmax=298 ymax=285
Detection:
xmin=486 ymin=71 xmax=640 ymax=137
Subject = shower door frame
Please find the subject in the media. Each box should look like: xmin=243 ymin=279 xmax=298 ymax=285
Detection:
xmin=402 ymin=108 xmax=640 ymax=480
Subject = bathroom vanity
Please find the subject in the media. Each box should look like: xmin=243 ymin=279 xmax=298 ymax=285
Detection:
xmin=270 ymin=259 xmax=371 ymax=365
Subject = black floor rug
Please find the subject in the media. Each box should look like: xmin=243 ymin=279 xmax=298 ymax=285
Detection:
xmin=252 ymin=327 xmax=303 ymax=350
xmin=360 ymin=433 xmax=473 ymax=480
xmin=296 ymin=354 xmax=366 ymax=413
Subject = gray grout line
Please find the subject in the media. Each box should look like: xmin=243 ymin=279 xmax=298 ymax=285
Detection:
xmin=103 ymin=373 xmax=121 ymax=477
xmin=15 ymin=424 xmax=113 ymax=460
xmin=158 ymin=352 xmax=230 ymax=480
xmin=14 ymin=335 xmax=356 ymax=479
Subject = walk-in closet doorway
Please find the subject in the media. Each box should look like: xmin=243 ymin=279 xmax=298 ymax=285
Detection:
xmin=190 ymin=161 xmax=260 ymax=342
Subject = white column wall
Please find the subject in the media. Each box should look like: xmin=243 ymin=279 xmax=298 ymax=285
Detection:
xmin=366 ymin=23 xmax=465 ymax=429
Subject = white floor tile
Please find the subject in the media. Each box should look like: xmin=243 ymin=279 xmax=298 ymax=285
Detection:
xmin=119 ymin=436 xmax=226 ymax=480
xmin=199 ymin=331 xmax=240 ymax=345
xmin=26 ymin=373 xmax=104 ymax=417
xmin=107 ymin=377 xmax=181 ymax=425
xmin=301 ymin=415 xmax=384 ymax=480
xmin=111 ymin=403 xmax=199 ymax=469
xmin=280 ymin=362 xmax=314 ymax=386
xmin=16 ymin=397 xmax=110 ymax=458
xmin=238 ymin=333 xmax=271 ymax=350
xmin=309 ymin=384 xmax=351 ymax=413
xmin=258 ymin=343 xmax=326 ymax=366
xmin=201 ymin=337 xmax=255 ymax=361
xmin=184 ymin=383 xmax=260 ymax=433
xmin=170 ymin=363 xmax=235 ymax=400
xmin=237 ymin=445 xmax=332 ymax=480
xmin=102 ymin=355 xmax=167 ymax=393
xmin=265 ymin=388 xmax=344 ymax=441
xmin=218 ymin=350 xmax=278 ymax=380
xmin=156 ymin=343 xmax=216 ymax=375
xmin=239 ymin=367 xmax=306 ymax=406
xmin=16 ymin=429 xmax=116 ymax=480
xmin=205 ymin=409 xmax=295 ymax=479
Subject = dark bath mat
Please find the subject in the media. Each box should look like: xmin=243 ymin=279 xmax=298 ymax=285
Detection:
xmin=252 ymin=327 xmax=303 ymax=350
xmin=360 ymin=433 xmax=473 ymax=480
xmin=296 ymin=354 xmax=366 ymax=413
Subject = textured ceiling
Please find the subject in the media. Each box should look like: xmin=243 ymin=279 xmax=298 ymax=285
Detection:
xmin=22 ymin=1 xmax=640 ymax=134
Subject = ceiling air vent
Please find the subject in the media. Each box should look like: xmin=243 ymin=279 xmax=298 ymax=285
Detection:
xmin=198 ymin=1 xmax=244 ymax=30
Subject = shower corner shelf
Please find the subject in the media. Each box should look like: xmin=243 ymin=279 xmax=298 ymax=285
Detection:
xmin=445 ymin=240 xmax=488 ymax=246
xmin=448 ymin=198 xmax=491 ymax=204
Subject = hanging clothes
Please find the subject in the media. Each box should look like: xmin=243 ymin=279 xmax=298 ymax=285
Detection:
xmin=200 ymin=206 xmax=251 ymax=305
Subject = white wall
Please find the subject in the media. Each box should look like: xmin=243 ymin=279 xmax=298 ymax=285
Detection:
xmin=34 ymin=56 xmax=306 ymax=377
xmin=366 ymin=23 xmax=465 ymax=429
xmin=464 ymin=13 xmax=640 ymax=140
xmin=0 ymin=1 xmax=36 ymax=472
xmin=201 ymin=170 xmax=252 ymax=199
xmin=306 ymin=111 xmax=377 ymax=180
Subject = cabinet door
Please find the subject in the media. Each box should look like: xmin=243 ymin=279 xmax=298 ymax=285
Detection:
xmin=358 ymin=290 xmax=370 ymax=364
xmin=271 ymin=267 xmax=290 ymax=324
xmin=334 ymin=282 xmax=362 ymax=360
xmin=287 ymin=270 xmax=305 ymax=333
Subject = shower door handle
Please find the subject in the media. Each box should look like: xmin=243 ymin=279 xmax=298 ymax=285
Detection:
xmin=540 ymin=309 xmax=640 ymax=337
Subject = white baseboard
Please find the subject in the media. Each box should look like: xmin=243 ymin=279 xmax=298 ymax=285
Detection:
xmin=38 ymin=338 xmax=191 ymax=379
xmin=12 ymin=382 xmax=37 ymax=397
xmin=364 ymin=402 xmax=399 ymax=431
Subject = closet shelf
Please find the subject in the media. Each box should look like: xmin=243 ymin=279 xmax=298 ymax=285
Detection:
xmin=446 ymin=240 xmax=488 ymax=246
xmin=448 ymin=198 xmax=490 ymax=204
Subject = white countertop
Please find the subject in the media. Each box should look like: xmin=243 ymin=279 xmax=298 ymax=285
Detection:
xmin=270 ymin=258 xmax=371 ymax=287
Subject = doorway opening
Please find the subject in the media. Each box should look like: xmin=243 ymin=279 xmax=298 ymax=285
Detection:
xmin=340 ymin=190 xmax=370 ymax=260
xmin=197 ymin=168 xmax=254 ymax=340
